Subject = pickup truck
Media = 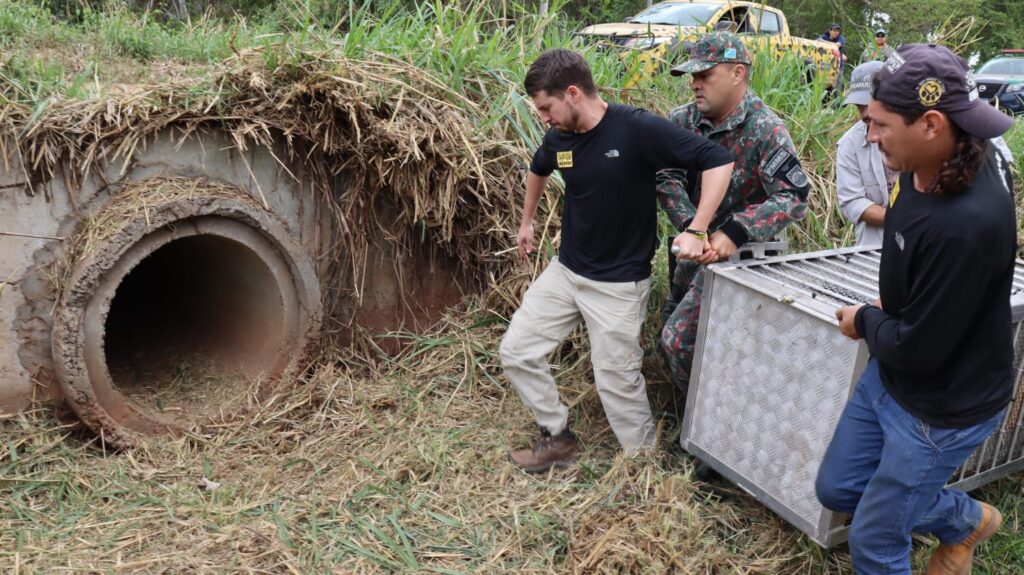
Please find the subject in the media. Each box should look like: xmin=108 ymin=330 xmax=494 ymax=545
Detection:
xmin=576 ymin=1 xmax=840 ymax=88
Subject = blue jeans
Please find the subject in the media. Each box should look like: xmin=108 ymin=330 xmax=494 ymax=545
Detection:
xmin=815 ymin=359 xmax=1004 ymax=574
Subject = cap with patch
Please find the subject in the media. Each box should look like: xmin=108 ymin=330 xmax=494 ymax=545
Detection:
xmin=873 ymin=43 xmax=1012 ymax=139
xmin=828 ymin=23 xmax=841 ymax=31
xmin=844 ymin=60 xmax=884 ymax=106
xmin=669 ymin=31 xmax=751 ymax=76
xmin=874 ymin=28 xmax=886 ymax=36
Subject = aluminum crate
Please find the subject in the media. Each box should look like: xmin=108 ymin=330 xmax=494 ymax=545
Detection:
xmin=680 ymin=245 xmax=1024 ymax=547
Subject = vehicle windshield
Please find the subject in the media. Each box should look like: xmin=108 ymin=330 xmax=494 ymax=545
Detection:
xmin=978 ymin=58 xmax=1024 ymax=76
xmin=630 ymin=3 xmax=721 ymax=26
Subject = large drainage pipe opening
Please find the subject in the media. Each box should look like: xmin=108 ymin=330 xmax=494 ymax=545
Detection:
xmin=52 ymin=184 xmax=322 ymax=448
xmin=103 ymin=234 xmax=285 ymax=421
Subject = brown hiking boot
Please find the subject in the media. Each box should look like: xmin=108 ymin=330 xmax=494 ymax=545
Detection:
xmin=926 ymin=502 xmax=1002 ymax=575
xmin=510 ymin=429 xmax=579 ymax=473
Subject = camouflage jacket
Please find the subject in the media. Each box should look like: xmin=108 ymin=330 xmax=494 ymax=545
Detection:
xmin=862 ymin=44 xmax=895 ymax=63
xmin=656 ymin=89 xmax=809 ymax=245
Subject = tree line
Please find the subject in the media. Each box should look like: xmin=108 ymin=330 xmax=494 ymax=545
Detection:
xmin=43 ymin=0 xmax=1023 ymax=61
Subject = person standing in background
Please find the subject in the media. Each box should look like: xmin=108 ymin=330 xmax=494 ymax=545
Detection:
xmin=862 ymin=29 xmax=894 ymax=63
xmin=820 ymin=23 xmax=847 ymax=88
xmin=836 ymin=61 xmax=892 ymax=245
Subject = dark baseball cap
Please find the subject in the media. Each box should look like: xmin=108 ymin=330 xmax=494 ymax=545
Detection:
xmin=873 ymin=43 xmax=1012 ymax=139
xmin=670 ymin=31 xmax=751 ymax=76
xmin=828 ymin=23 xmax=841 ymax=31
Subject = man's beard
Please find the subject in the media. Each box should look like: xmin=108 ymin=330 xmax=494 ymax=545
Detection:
xmin=556 ymin=107 xmax=581 ymax=133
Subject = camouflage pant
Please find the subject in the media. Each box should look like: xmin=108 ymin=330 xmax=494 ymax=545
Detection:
xmin=659 ymin=258 xmax=705 ymax=390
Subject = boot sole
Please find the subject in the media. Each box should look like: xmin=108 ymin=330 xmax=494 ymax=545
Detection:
xmin=517 ymin=457 xmax=577 ymax=474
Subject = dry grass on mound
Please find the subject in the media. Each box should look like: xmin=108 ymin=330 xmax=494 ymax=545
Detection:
xmin=2 ymin=46 xmax=541 ymax=324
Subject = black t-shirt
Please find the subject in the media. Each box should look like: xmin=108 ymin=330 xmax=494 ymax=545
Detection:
xmin=855 ymin=147 xmax=1016 ymax=428
xmin=530 ymin=104 xmax=733 ymax=282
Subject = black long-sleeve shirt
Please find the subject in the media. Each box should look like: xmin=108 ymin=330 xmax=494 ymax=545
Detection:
xmin=854 ymin=147 xmax=1016 ymax=428
xmin=530 ymin=104 xmax=733 ymax=282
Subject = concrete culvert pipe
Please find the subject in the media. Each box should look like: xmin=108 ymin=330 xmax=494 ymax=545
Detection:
xmin=51 ymin=178 xmax=321 ymax=448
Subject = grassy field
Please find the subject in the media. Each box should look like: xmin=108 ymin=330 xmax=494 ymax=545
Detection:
xmin=3 ymin=315 xmax=1022 ymax=573
xmin=1 ymin=1 xmax=1023 ymax=572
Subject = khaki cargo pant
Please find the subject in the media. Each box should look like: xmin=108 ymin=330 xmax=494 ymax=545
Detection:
xmin=499 ymin=258 xmax=655 ymax=453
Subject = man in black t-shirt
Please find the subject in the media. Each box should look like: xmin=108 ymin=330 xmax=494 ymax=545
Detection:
xmin=816 ymin=44 xmax=1015 ymax=574
xmin=501 ymin=49 xmax=734 ymax=473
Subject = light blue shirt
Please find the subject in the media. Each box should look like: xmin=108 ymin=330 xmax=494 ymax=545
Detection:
xmin=836 ymin=120 xmax=889 ymax=246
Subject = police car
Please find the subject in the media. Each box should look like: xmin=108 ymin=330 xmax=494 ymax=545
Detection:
xmin=975 ymin=49 xmax=1024 ymax=115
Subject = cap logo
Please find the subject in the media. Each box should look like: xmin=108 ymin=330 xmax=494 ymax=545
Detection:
xmin=724 ymin=47 xmax=737 ymax=60
xmin=885 ymin=51 xmax=905 ymax=73
xmin=917 ymin=78 xmax=944 ymax=107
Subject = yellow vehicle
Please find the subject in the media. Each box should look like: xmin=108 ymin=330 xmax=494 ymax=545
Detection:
xmin=576 ymin=1 xmax=841 ymax=88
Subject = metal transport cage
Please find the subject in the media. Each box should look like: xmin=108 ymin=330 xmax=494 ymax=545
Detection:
xmin=680 ymin=245 xmax=1024 ymax=547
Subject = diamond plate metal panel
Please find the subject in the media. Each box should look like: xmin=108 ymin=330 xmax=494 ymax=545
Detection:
xmin=689 ymin=279 xmax=860 ymax=527
xmin=682 ymin=246 xmax=1024 ymax=547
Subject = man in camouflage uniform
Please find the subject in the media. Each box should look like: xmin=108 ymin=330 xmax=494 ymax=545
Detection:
xmin=659 ymin=32 xmax=810 ymax=391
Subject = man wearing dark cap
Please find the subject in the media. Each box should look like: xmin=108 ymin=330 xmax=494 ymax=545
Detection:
xmin=837 ymin=59 xmax=1013 ymax=246
xmin=820 ymin=23 xmax=847 ymax=84
xmin=817 ymin=44 xmax=1015 ymax=574
xmin=658 ymin=32 xmax=809 ymax=402
xmin=861 ymin=28 xmax=894 ymax=63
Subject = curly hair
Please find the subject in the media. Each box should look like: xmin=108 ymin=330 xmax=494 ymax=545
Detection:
xmin=870 ymin=75 xmax=987 ymax=196
xmin=933 ymin=129 xmax=988 ymax=196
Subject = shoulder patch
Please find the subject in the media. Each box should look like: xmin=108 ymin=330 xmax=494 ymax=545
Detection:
xmin=764 ymin=149 xmax=792 ymax=179
xmin=557 ymin=151 xmax=573 ymax=169
xmin=785 ymin=165 xmax=808 ymax=188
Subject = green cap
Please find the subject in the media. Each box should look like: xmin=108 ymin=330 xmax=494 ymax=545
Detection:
xmin=670 ymin=31 xmax=751 ymax=76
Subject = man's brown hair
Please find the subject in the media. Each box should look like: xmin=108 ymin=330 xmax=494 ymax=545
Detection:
xmin=524 ymin=49 xmax=598 ymax=98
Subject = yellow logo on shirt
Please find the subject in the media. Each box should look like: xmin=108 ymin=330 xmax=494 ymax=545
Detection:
xmin=889 ymin=178 xmax=900 ymax=207
xmin=557 ymin=151 xmax=573 ymax=169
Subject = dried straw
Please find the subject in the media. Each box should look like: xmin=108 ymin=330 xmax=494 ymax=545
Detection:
xmin=2 ymin=45 xmax=544 ymax=341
